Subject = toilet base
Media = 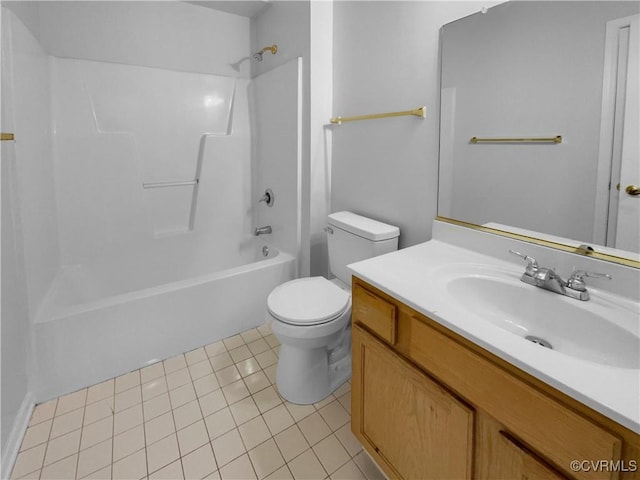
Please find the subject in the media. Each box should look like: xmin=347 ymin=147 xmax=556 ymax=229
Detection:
xmin=275 ymin=338 xmax=352 ymax=405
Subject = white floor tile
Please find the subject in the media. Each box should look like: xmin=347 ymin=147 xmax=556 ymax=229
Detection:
xmin=80 ymin=416 xmax=113 ymax=450
xmin=164 ymin=354 xmax=188 ymax=374
xmin=17 ymin=327 xmax=361 ymax=480
xmin=56 ymin=389 xmax=87 ymax=416
xmin=273 ymin=426 xmax=309 ymax=463
xmin=11 ymin=444 xmax=46 ymax=479
xmin=112 ymin=448 xmax=147 ymax=480
xmin=29 ymin=400 xmax=57 ymax=426
xmin=86 ymin=380 xmax=115 ymax=405
xmin=238 ymin=416 xmax=271 ymax=450
xmin=141 ymin=361 xmax=165 ymax=384
xmin=147 ymin=433 xmax=180 ymax=474
xmin=113 ymin=425 xmax=145 ymax=462
xmin=114 ymin=403 xmax=143 ymax=435
xmin=77 ymin=438 xmax=112 ymax=478
xmin=287 ymin=449 xmax=327 ymax=480
xmin=248 ymin=439 xmax=285 ymax=479
xmin=182 ymin=443 xmax=217 ymax=480
xmin=20 ymin=420 xmax=52 ymax=451
xmin=297 ymin=412 xmax=331 ymax=446
xmin=185 ymin=347 xmax=208 ymax=366
xmin=263 ymin=404 xmax=295 ymax=436
xmin=219 ymin=453 xmax=256 ymax=480
xmin=174 ymin=400 xmax=204 ymax=430
xmin=177 ymin=420 xmax=209 ymax=456
xmin=252 ymin=386 xmax=282 ymax=413
xmin=204 ymin=407 xmax=236 ymax=440
xmin=148 ymin=459 xmax=183 ymax=480
xmin=115 ymin=371 xmax=140 ymax=394
xmin=44 ymin=428 xmax=81 ymax=466
xmin=330 ymin=460 xmax=366 ymax=480
xmin=312 ymin=434 xmax=350 ymax=475
xmin=50 ymin=407 xmax=84 ymax=439
xmin=211 ymin=428 xmax=246 ymax=467
xmin=40 ymin=453 xmax=78 ymax=480
xmin=145 ymin=411 xmax=176 ymax=445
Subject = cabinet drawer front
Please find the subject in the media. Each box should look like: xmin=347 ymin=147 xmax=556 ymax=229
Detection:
xmin=352 ymin=283 xmax=398 ymax=345
xmin=408 ymin=316 xmax=622 ymax=480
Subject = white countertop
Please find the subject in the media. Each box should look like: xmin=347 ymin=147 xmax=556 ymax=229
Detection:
xmin=348 ymin=239 xmax=640 ymax=433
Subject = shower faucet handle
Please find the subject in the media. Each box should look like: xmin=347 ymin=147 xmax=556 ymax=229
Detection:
xmin=259 ymin=188 xmax=274 ymax=207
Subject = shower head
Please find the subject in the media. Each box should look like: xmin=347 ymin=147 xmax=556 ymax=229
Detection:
xmin=252 ymin=44 xmax=278 ymax=62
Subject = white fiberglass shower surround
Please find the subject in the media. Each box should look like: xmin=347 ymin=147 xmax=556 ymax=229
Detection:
xmin=2 ymin=2 xmax=300 ymax=401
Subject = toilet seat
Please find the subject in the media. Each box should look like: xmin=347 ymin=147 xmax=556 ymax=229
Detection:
xmin=267 ymin=277 xmax=350 ymax=326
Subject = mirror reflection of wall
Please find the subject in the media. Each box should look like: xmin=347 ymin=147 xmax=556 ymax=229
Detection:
xmin=439 ymin=1 xmax=640 ymax=255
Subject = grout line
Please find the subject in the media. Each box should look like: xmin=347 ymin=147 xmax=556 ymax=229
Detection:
xmin=73 ymin=393 xmax=88 ymax=478
xmin=36 ymin=397 xmax=60 ymax=478
xmin=108 ymin=378 xmax=115 ymax=480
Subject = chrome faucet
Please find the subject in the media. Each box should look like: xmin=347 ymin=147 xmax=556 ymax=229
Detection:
xmin=509 ymin=250 xmax=611 ymax=301
xmin=254 ymin=225 xmax=272 ymax=236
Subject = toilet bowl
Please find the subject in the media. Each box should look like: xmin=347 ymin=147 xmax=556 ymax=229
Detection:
xmin=268 ymin=277 xmax=352 ymax=404
xmin=267 ymin=212 xmax=400 ymax=404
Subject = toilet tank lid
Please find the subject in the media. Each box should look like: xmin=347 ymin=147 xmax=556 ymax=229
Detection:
xmin=328 ymin=211 xmax=400 ymax=241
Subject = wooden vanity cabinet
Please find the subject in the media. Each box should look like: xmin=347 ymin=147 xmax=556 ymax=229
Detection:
xmin=351 ymin=277 xmax=640 ymax=480
xmin=352 ymin=323 xmax=474 ymax=479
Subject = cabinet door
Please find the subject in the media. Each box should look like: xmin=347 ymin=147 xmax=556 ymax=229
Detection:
xmin=476 ymin=413 xmax=570 ymax=480
xmin=352 ymin=325 xmax=474 ymax=479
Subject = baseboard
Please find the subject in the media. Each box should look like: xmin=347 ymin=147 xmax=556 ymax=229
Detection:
xmin=1 ymin=392 xmax=35 ymax=480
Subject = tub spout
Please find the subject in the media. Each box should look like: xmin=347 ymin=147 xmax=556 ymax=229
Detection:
xmin=254 ymin=225 xmax=272 ymax=236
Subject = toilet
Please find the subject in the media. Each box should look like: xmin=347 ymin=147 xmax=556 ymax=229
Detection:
xmin=267 ymin=211 xmax=400 ymax=404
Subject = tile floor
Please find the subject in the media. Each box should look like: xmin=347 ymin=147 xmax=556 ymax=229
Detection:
xmin=11 ymin=324 xmax=385 ymax=480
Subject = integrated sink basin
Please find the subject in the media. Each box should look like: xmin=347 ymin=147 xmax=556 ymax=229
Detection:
xmin=437 ymin=264 xmax=640 ymax=370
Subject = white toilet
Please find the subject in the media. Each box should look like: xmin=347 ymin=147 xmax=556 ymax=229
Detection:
xmin=267 ymin=211 xmax=400 ymax=404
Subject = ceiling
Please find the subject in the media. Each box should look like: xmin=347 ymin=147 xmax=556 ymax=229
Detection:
xmin=186 ymin=1 xmax=270 ymax=18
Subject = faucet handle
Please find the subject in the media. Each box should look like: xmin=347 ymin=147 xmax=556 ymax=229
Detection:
xmin=566 ymin=270 xmax=612 ymax=292
xmin=509 ymin=250 xmax=539 ymax=276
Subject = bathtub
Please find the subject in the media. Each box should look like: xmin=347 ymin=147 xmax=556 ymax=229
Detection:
xmin=33 ymin=239 xmax=296 ymax=401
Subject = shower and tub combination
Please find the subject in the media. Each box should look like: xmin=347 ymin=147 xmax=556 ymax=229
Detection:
xmin=2 ymin=3 xmax=302 ymax=400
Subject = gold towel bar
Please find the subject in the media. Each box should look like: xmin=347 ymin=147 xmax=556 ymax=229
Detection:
xmin=330 ymin=106 xmax=426 ymax=125
xmin=1 ymin=133 xmax=15 ymax=141
xmin=470 ymin=135 xmax=562 ymax=144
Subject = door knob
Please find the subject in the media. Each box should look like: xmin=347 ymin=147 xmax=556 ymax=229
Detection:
xmin=625 ymin=185 xmax=640 ymax=196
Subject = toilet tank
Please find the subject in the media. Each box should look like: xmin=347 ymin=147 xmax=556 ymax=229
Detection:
xmin=327 ymin=211 xmax=400 ymax=285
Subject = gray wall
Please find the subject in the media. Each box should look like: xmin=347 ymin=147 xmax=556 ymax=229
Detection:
xmin=331 ymin=1 xmax=495 ymax=249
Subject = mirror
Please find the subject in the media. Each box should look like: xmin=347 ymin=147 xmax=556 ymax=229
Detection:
xmin=438 ymin=1 xmax=640 ymax=263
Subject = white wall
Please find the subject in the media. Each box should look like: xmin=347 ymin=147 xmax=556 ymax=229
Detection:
xmin=2 ymin=7 xmax=59 ymax=320
xmin=331 ymin=1 xmax=492 ymax=249
xmin=38 ymin=1 xmax=250 ymax=77
xmin=1 ymin=8 xmax=37 ymax=473
xmin=50 ymin=57 xmax=246 ymax=268
xmin=309 ymin=0 xmax=333 ymax=277
xmin=252 ymin=1 xmax=313 ymax=275
xmin=251 ymin=59 xmax=303 ymax=257
xmin=28 ymin=1 xmax=253 ymax=274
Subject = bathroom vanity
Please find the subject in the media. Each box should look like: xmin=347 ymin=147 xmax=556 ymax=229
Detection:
xmin=348 ymin=222 xmax=640 ymax=480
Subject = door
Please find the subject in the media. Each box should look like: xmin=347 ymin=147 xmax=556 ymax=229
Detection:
xmin=614 ymin=14 xmax=640 ymax=252
xmin=595 ymin=14 xmax=640 ymax=252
